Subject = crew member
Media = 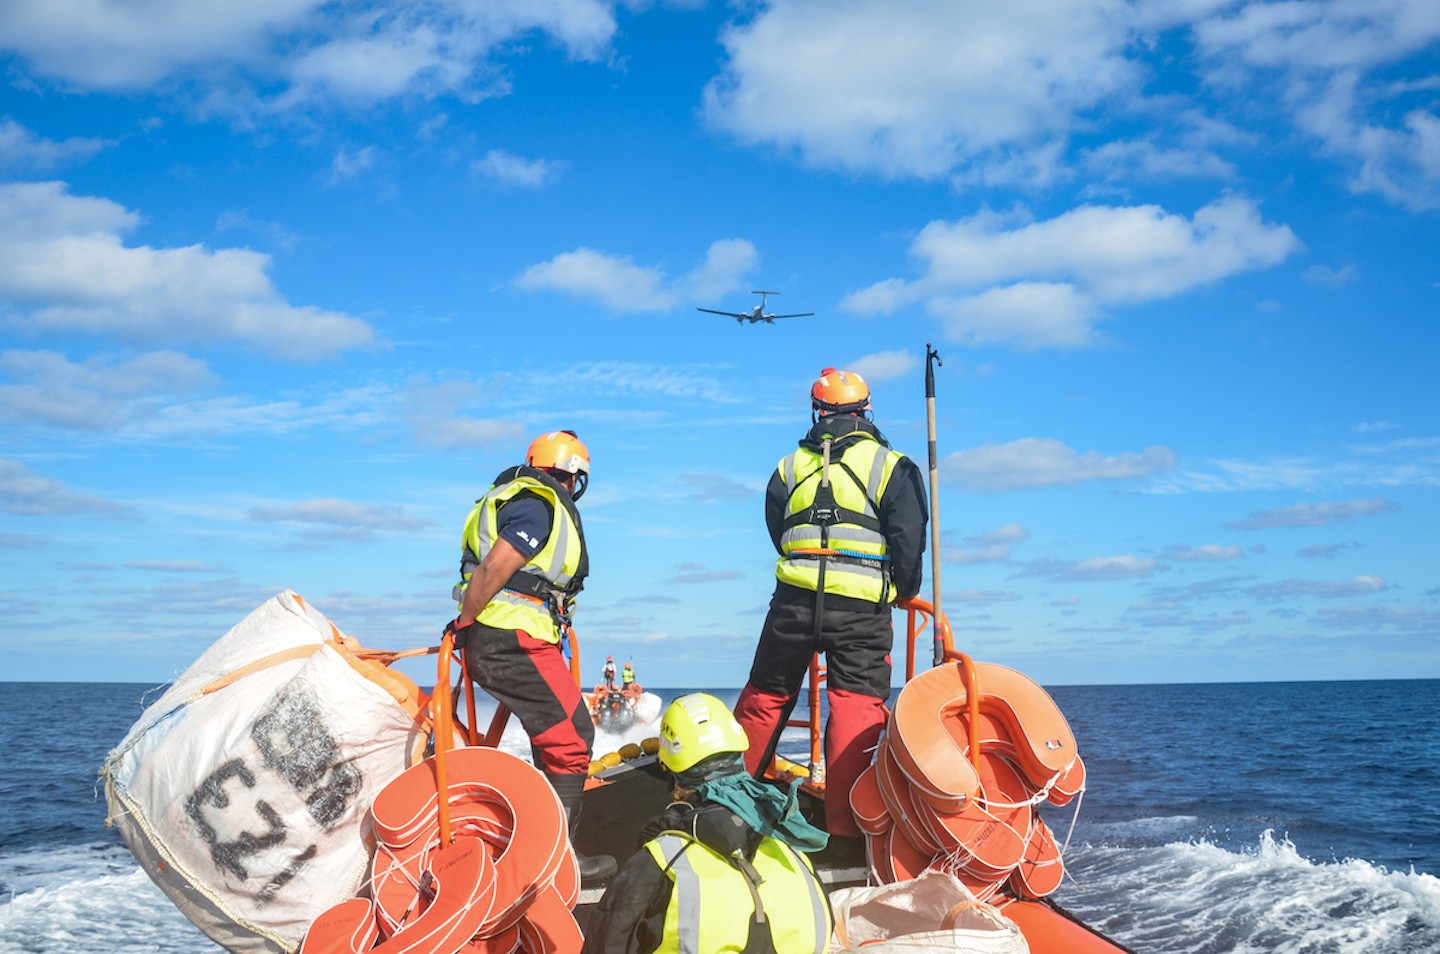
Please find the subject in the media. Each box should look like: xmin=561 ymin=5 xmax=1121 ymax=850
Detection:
xmin=733 ymin=368 xmax=927 ymax=849
xmin=582 ymin=693 xmax=832 ymax=954
xmin=604 ymin=655 xmax=617 ymax=690
xmin=621 ymin=660 xmax=635 ymax=688
xmin=447 ymin=430 xmax=616 ymax=885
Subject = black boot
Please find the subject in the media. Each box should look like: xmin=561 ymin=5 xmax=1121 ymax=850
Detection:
xmin=546 ymin=771 xmax=618 ymax=887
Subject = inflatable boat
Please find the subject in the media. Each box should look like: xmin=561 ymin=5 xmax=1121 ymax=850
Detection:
xmin=103 ymin=590 xmax=1136 ymax=953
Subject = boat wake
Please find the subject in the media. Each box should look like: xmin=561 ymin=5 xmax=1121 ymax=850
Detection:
xmin=2 ymin=819 xmax=1437 ymax=952
xmin=1060 ymin=830 xmax=1440 ymax=953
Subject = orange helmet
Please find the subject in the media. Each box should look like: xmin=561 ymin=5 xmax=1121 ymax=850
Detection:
xmin=811 ymin=368 xmax=871 ymax=415
xmin=527 ymin=430 xmax=590 ymax=499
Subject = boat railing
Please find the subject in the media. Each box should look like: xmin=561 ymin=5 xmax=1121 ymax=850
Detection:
xmin=434 ymin=599 xmax=979 ymax=822
xmin=787 ymin=596 xmax=980 ymax=792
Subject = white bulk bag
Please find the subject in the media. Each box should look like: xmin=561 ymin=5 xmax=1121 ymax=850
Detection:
xmin=103 ymin=591 xmax=427 ymax=953
xmin=829 ymin=869 xmax=1029 ymax=954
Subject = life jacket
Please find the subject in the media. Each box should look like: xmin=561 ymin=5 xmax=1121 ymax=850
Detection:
xmin=775 ymin=422 xmax=902 ymax=603
xmin=453 ymin=466 xmax=588 ymax=644
xmin=643 ymin=830 xmax=831 ymax=954
xmin=622 ymin=664 xmax=635 ymax=685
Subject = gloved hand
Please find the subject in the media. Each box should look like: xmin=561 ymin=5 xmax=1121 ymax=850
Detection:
xmin=444 ymin=616 xmax=474 ymax=649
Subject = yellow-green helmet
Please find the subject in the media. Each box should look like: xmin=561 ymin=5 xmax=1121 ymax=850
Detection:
xmin=658 ymin=693 xmax=749 ymax=774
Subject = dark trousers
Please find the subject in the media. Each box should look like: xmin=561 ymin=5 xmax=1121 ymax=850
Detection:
xmin=733 ymin=584 xmax=892 ymax=837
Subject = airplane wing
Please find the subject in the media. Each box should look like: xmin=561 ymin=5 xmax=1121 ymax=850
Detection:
xmin=696 ymin=308 xmax=746 ymax=318
xmin=768 ymin=312 xmax=815 ymax=319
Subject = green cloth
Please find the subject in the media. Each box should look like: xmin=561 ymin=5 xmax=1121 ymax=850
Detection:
xmin=694 ymin=771 xmax=830 ymax=853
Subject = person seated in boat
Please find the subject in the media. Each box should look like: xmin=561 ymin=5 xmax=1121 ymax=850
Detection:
xmin=604 ymin=655 xmax=617 ymax=689
xmin=583 ymin=693 xmax=832 ymax=954
xmin=445 ymin=430 xmax=617 ymax=887
xmin=733 ymin=368 xmax=927 ymax=852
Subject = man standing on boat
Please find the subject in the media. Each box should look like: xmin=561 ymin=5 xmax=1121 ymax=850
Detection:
xmin=733 ymin=368 xmax=927 ymax=853
xmin=604 ymin=655 xmax=617 ymax=690
xmin=446 ymin=429 xmax=617 ymax=886
xmin=583 ymin=693 xmax=832 ymax=954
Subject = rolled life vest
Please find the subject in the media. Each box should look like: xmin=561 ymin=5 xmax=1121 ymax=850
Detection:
xmin=454 ymin=468 xmax=586 ymax=644
xmin=776 ymin=432 xmax=901 ymax=603
xmin=643 ymin=831 xmax=831 ymax=954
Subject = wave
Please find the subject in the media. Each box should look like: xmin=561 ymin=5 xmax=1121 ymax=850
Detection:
xmin=5 ymin=830 xmax=1436 ymax=952
xmin=1062 ymin=831 xmax=1440 ymax=953
xmin=0 ymin=843 xmax=216 ymax=953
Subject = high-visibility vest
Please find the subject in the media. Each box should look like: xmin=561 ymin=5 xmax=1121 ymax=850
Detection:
xmin=775 ymin=431 xmax=902 ymax=603
xmin=454 ymin=469 xmax=586 ymax=644
xmin=622 ymin=665 xmax=634 ymax=685
xmin=643 ymin=831 xmax=831 ymax=954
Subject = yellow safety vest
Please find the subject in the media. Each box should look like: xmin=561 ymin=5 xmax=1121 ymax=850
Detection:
xmin=454 ymin=472 xmax=585 ymax=644
xmin=775 ymin=432 xmax=901 ymax=603
xmin=644 ymin=831 xmax=831 ymax=954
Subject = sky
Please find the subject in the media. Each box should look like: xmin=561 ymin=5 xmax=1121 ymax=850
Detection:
xmin=1 ymin=0 xmax=1437 ymax=690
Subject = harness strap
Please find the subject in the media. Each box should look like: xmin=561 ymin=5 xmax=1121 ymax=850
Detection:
xmin=787 ymin=547 xmax=890 ymax=562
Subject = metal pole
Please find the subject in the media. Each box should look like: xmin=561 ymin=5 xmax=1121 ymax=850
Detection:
xmin=925 ymin=344 xmax=944 ymax=666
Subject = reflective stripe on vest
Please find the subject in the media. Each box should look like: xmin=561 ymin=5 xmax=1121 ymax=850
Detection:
xmin=456 ymin=475 xmax=584 ymax=643
xmin=776 ymin=435 xmax=900 ymax=602
xmin=645 ymin=832 xmax=830 ymax=954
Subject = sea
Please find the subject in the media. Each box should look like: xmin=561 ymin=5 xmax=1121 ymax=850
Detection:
xmin=1 ymin=679 xmax=1438 ymax=953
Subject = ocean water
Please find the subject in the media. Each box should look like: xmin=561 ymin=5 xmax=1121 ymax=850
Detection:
xmin=1 ymin=679 xmax=1438 ymax=953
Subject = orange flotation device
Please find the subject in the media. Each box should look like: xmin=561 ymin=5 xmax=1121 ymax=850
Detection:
xmin=301 ymin=747 xmax=581 ymax=954
xmin=850 ymin=659 xmax=1084 ymax=902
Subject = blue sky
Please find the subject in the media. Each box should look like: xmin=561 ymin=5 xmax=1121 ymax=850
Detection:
xmin=1 ymin=1 xmax=1436 ymax=688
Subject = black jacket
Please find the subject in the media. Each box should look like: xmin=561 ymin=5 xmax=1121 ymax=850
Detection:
xmin=581 ymin=801 xmax=765 ymax=954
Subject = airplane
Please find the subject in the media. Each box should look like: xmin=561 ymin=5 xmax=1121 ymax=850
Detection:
xmin=697 ymin=290 xmax=814 ymax=324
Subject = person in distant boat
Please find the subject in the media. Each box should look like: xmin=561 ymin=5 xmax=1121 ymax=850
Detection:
xmin=733 ymin=368 xmax=927 ymax=852
xmin=621 ymin=660 xmax=635 ymax=687
xmin=582 ymin=693 xmax=832 ymax=954
xmin=604 ymin=655 xmax=617 ymax=689
xmin=446 ymin=430 xmax=617 ymax=887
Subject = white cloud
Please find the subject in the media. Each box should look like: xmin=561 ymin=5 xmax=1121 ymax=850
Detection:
xmin=944 ymin=437 xmax=1176 ymax=491
xmin=328 ymin=145 xmax=379 ymax=183
xmin=1191 ymin=1 xmax=1440 ymax=209
xmin=1163 ymin=544 xmax=1244 ymax=562
xmin=1192 ymin=1 xmax=1440 ymax=76
xmin=847 ymin=349 xmax=919 ymax=382
xmin=248 ymin=498 xmax=433 ymax=532
xmin=946 ymin=522 xmax=1030 ymax=563
xmin=1225 ymin=498 xmax=1399 ymax=529
xmin=472 ymin=149 xmax=563 ymax=187
xmin=843 ymin=196 xmax=1300 ymax=349
xmin=933 ymin=282 xmax=1100 ymax=349
xmin=0 ymin=0 xmax=317 ymax=89
xmin=0 ymin=349 xmax=215 ymax=430
xmin=1310 ymin=604 xmax=1437 ymax=631
xmin=1246 ymin=575 xmax=1388 ymax=601
xmin=1052 ymin=555 xmax=1161 ymax=582
xmin=1080 ymin=138 xmax=1237 ymax=183
xmin=412 ymin=416 xmax=525 ymax=450
xmin=703 ymin=0 xmax=1143 ymax=182
xmin=0 ymin=0 xmax=619 ymax=108
xmin=0 ymin=119 xmax=106 ymax=170
xmin=0 ymin=459 xmax=131 ymax=516
xmin=1304 ymin=263 xmax=1357 ymax=287
xmin=515 ymin=239 xmax=758 ymax=313
xmin=0 ymin=181 xmax=376 ymax=358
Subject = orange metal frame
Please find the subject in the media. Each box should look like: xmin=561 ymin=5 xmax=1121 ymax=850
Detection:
xmin=785 ymin=596 xmax=980 ymax=788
